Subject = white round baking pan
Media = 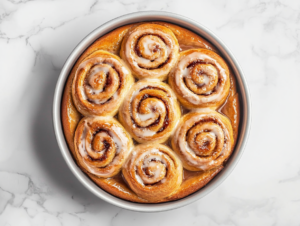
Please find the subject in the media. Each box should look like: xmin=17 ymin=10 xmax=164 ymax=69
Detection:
xmin=53 ymin=11 xmax=251 ymax=212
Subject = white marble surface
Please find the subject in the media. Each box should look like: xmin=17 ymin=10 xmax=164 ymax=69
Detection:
xmin=0 ymin=0 xmax=299 ymax=225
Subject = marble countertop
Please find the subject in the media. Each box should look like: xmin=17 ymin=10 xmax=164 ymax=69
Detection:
xmin=1 ymin=0 xmax=299 ymax=225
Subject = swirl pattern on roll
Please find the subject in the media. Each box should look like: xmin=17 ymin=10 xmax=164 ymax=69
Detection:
xmin=72 ymin=50 xmax=134 ymax=116
xmin=119 ymin=80 xmax=181 ymax=144
xmin=74 ymin=117 xmax=133 ymax=178
xmin=120 ymin=23 xmax=179 ymax=81
xmin=122 ymin=144 xmax=182 ymax=202
xmin=169 ymin=49 xmax=230 ymax=109
xmin=171 ymin=109 xmax=234 ymax=171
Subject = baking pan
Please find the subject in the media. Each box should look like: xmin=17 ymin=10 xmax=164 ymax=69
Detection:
xmin=53 ymin=11 xmax=251 ymax=212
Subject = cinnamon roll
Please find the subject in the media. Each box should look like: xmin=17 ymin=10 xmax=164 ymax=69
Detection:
xmin=72 ymin=50 xmax=134 ymax=116
xmin=74 ymin=116 xmax=133 ymax=178
xmin=120 ymin=23 xmax=179 ymax=81
xmin=169 ymin=49 xmax=230 ymax=109
xmin=118 ymin=80 xmax=181 ymax=144
xmin=122 ymin=144 xmax=183 ymax=202
xmin=171 ymin=109 xmax=234 ymax=171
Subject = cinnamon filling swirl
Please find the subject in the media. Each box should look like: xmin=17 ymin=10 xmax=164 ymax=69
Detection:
xmin=74 ymin=117 xmax=133 ymax=178
xmin=122 ymin=144 xmax=182 ymax=201
xmin=171 ymin=109 xmax=234 ymax=171
xmin=120 ymin=23 xmax=179 ymax=81
xmin=72 ymin=50 xmax=134 ymax=116
xmin=169 ymin=49 xmax=230 ymax=109
xmin=119 ymin=80 xmax=181 ymax=144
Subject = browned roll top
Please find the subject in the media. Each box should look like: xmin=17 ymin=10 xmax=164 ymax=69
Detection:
xmin=74 ymin=117 xmax=133 ymax=178
xmin=169 ymin=48 xmax=230 ymax=109
xmin=171 ymin=110 xmax=234 ymax=171
xmin=120 ymin=23 xmax=180 ymax=81
xmin=122 ymin=144 xmax=183 ymax=202
xmin=119 ymin=80 xmax=181 ymax=144
xmin=72 ymin=50 xmax=134 ymax=116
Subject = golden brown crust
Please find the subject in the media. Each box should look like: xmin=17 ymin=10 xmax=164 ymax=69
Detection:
xmin=90 ymin=165 xmax=223 ymax=203
xmin=153 ymin=22 xmax=217 ymax=52
xmin=61 ymin=86 xmax=81 ymax=157
xmin=221 ymin=73 xmax=240 ymax=144
xmin=90 ymin=173 xmax=148 ymax=203
xmin=165 ymin=166 xmax=223 ymax=201
xmin=61 ymin=22 xmax=240 ymax=203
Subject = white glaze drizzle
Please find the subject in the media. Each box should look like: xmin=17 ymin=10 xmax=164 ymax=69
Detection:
xmin=174 ymin=110 xmax=230 ymax=170
xmin=76 ymin=57 xmax=129 ymax=105
xmin=78 ymin=118 xmax=131 ymax=177
xmin=136 ymin=112 xmax=155 ymax=121
xmin=131 ymin=148 xmax=167 ymax=186
xmin=125 ymin=28 xmax=177 ymax=78
xmin=129 ymin=83 xmax=168 ymax=138
xmin=87 ymin=66 xmax=110 ymax=94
